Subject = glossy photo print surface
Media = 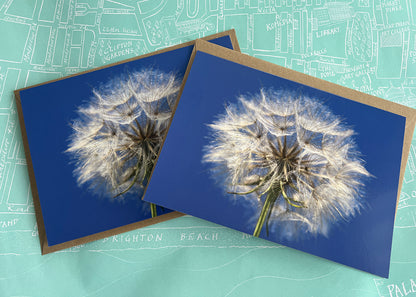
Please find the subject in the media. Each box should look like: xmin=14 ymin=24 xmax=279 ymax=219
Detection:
xmin=143 ymin=44 xmax=415 ymax=278
xmin=15 ymin=33 xmax=238 ymax=253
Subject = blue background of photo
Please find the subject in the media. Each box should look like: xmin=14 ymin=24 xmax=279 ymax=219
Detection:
xmin=19 ymin=36 xmax=235 ymax=246
xmin=144 ymin=51 xmax=406 ymax=278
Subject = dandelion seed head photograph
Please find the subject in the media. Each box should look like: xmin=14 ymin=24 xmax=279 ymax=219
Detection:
xmin=202 ymin=88 xmax=371 ymax=240
xmin=144 ymin=49 xmax=407 ymax=277
xmin=16 ymin=34 xmax=236 ymax=248
xmin=67 ymin=69 xmax=182 ymax=200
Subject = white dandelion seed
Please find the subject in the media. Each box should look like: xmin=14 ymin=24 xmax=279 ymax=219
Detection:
xmin=203 ymin=88 xmax=371 ymax=239
xmin=67 ymin=69 xmax=181 ymax=216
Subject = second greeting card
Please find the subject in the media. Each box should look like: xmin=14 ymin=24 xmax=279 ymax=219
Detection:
xmin=143 ymin=40 xmax=416 ymax=278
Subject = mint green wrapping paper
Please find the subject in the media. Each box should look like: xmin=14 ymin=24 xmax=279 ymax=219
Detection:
xmin=1 ymin=0 xmax=416 ymax=296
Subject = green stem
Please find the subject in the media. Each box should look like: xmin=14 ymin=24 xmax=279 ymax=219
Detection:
xmin=253 ymin=191 xmax=277 ymax=237
xmin=150 ymin=203 xmax=157 ymax=218
xmin=145 ymin=164 xmax=158 ymax=218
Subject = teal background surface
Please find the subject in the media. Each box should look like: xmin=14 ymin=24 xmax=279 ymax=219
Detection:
xmin=0 ymin=0 xmax=415 ymax=296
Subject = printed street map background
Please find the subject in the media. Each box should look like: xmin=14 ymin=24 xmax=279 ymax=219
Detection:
xmin=0 ymin=0 xmax=415 ymax=296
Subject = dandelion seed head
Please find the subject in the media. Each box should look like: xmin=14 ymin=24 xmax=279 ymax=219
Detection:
xmin=203 ymin=88 xmax=371 ymax=240
xmin=67 ymin=69 xmax=181 ymax=199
